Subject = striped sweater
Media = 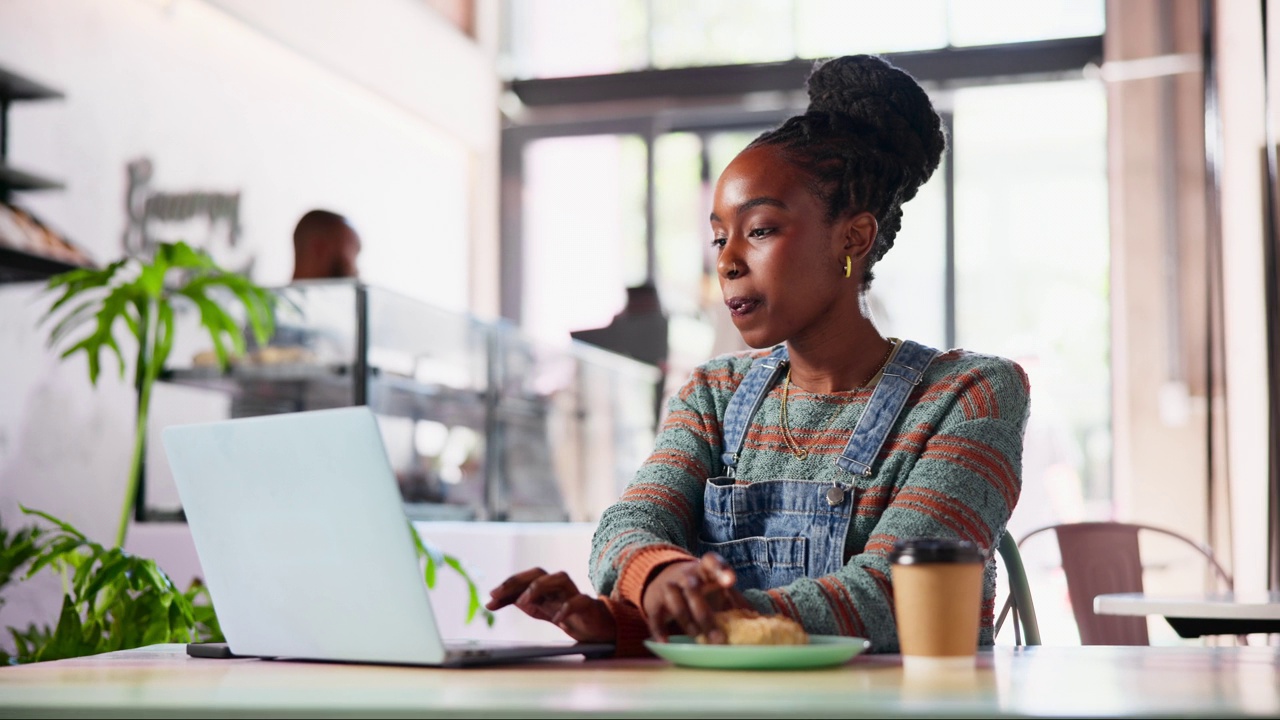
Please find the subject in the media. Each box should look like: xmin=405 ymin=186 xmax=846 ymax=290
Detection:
xmin=589 ymin=346 xmax=1030 ymax=652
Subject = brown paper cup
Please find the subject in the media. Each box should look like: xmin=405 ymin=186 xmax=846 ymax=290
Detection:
xmin=890 ymin=538 xmax=985 ymax=670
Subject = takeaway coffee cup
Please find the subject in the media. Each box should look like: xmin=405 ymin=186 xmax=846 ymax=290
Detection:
xmin=889 ymin=537 xmax=986 ymax=670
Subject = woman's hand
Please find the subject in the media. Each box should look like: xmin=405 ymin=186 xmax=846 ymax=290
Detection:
xmin=641 ymin=553 xmax=750 ymax=643
xmin=485 ymin=568 xmax=616 ymax=643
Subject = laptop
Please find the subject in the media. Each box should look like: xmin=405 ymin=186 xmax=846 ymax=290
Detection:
xmin=162 ymin=406 xmax=614 ymax=667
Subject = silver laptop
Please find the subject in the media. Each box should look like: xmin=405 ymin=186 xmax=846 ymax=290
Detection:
xmin=162 ymin=406 xmax=613 ymax=667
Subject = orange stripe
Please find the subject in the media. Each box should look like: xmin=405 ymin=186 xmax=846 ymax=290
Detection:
xmin=925 ymin=436 xmax=1019 ymax=509
xmin=892 ymin=488 xmax=987 ymax=544
xmin=924 ymin=437 xmax=1018 ymax=510
xmin=907 ymin=487 xmax=993 ymax=545
xmin=768 ymin=586 xmax=798 ymax=620
xmin=620 ymin=484 xmax=695 ymax=533
xmin=923 ymin=449 xmax=1015 ymax=509
xmin=980 ymin=597 xmax=996 ymax=628
xmin=866 ymin=533 xmax=897 ymax=557
xmin=663 ymin=411 xmax=719 ymax=444
xmin=829 ymin=578 xmax=867 ymax=637
xmin=976 ymin=375 xmax=998 ymax=419
xmin=855 ymin=488 xmax=892 ymax=518
xmin=596 ymin=528 xmax=646 ymax=567
xmin=944 ymin=434 xmax=1020 ymax=503
xmin=615 ymin=542 xmax=687 ymax=586
xmin=646 ymin=448 xmax=708 ymax=480
xmin=816 ymin=577 xmax=860 ymax=636
xmin=866 ymin=567 xmax=894 ymax=605
xmin=880 ymin=425 xmax=934 ymax=456
xmin=890 ymin=490 xmax=983 ymax=544
xmin=960 ymin=369 xmax=991 ymax=418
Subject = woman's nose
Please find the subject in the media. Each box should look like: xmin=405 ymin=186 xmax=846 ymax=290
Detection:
xmin=717 ymin=245 xmax=744 ymax=280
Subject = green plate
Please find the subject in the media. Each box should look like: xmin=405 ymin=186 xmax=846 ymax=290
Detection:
xmin=644 ymin=635 xmax=871 ymax=670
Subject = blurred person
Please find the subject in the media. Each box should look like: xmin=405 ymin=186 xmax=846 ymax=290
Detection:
xmin=291 ymin=209 xmax=361 ymax=280
xmin=489 ymin=54 xmax=1029 ymax=655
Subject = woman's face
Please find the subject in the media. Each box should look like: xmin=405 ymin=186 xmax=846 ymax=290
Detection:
xmin=710 ymin=144 xmax=851 ymax=349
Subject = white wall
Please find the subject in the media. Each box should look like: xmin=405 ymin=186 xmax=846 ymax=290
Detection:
xmin=1215 ymin=0 xmax=1273 ymax=595
xmin=0 ymin=0 xmax=501 ymax=637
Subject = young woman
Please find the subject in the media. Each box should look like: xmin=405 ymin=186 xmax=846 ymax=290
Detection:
xmin=488 ymin=54 xmax=1029 ymax=655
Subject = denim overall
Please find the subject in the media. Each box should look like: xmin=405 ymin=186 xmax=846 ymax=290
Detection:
xmin=698 ymin=340 xmax=940 ymax=591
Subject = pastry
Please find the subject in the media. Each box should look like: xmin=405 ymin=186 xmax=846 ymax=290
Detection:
xmin=696 ymin=609 xmax=809 ymax=645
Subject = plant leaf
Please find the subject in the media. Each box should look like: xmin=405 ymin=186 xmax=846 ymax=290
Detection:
xmin=443 ymin=556 xmax=483 ymax=624
xmin=19 ymin=507 xmax=87 ymax=541
xmin=153 ymin=301 xmax=176 ymax=373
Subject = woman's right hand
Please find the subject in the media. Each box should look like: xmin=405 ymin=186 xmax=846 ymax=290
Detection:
xmin=641 ymin=552 xmax=749 ymax=643
xmin=486 ymin=568 xmax=616 ymax=643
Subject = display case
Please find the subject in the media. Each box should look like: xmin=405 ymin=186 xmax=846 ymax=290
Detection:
xmin=152 ymin=280 xmax=660 ymax=524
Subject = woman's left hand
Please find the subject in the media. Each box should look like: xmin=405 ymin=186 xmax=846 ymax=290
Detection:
xmin=642 ymin=552 xmax=750 ymax=642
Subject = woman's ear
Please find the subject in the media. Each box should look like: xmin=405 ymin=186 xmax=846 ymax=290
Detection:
xmin=839 ymin=211 xmax=878 ymax=259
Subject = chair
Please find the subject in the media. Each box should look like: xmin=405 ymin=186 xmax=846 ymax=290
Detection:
xmin=995 ymin=531 xmax=1042 ymax=645
xmin=1017 ymin=521 xmax=1234 ymax=645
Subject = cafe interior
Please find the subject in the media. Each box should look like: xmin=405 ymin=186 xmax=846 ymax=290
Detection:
xmin=0 ymin=0 xmax=1278 ymax=716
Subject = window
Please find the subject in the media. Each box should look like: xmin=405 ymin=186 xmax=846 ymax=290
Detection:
xmin=502 ymin=0 xmax=1105 ymax=79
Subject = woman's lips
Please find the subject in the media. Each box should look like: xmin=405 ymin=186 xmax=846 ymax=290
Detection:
xmin=725 ymin=296 xmax=760 ymax=317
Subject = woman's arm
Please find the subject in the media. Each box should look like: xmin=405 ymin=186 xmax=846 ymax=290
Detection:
xmin=744 ymin=356 xmax=1031 ymax=652
xmin=588 ymin=360 xmax=737 ymax=608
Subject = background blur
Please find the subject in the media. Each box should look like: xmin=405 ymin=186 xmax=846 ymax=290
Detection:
xmin=0 ymin=0 xmax=1274 ymax=647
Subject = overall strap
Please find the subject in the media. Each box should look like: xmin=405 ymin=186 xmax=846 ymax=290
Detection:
xmin=720 ymin=345 xmax=789 ymax=476
xmin=835 ymin=340 xmax=941 ymax=477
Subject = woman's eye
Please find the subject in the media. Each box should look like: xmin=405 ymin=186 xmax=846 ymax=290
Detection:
xmin=711 ymin=237 xmax=727 ymax=249
xmin=748 ymin=227 xmax=774 ymax=238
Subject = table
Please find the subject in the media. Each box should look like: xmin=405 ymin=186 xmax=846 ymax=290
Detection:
xmin=1 ymin=643 xmax=1278 ymax=718
xmin=1095 ymin=592 xmax=1280 ymax=638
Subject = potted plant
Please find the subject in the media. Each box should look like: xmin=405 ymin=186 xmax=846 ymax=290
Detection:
xmin=0 ymin=241 xmax=490 ymax=664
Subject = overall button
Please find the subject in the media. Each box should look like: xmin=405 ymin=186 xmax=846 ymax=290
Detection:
xmin=825 ymin=485 xmax=845 ymax=506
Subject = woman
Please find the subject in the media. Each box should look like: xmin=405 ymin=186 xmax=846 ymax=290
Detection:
xmin=488 ymin=54 xmax=1028 ymax=655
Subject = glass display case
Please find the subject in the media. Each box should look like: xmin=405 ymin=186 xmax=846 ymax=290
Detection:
xmin=151 ymin=280 xmax=660 ymax=523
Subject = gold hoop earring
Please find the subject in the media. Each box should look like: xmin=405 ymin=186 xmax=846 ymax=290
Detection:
xmin=843 ymin=256 xmax=853 ymax=279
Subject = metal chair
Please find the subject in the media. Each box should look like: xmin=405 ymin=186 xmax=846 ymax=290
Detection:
xmin=995 ymin=531 xmax=1042 ymax=645
xmin=1017 ymin=521 xmax=1234 ymax=645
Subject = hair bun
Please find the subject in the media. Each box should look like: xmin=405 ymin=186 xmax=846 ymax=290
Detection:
xmin=805 ymin=55 xmax=945 ymax=181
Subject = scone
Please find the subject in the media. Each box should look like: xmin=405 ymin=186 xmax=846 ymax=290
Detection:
xmin=697 ymin=609 xmax=809 ymax=645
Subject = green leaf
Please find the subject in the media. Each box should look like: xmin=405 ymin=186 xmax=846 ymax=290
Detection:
xmin=55 ymin=284 xmax=137 ymax=384
xmin=0 ymin=522 xmax=44 ymax=590
xmin=136 ymin=257 xmax=168 ymax=299
xmin=153 ymin=301 xmax=176 ymax=372
xmin=179 ymin=292 xmax=239 ymax=368
xmin=19 ymin=507 xmax=87 ymax=541
xmin=8 ymin=623 xmax=52 ymax=665
xmin=140 ymin=559 xmax=176 ymax=594
xmin=25 ymin=537 xmax=87 ymax=582
xmin=41 ymin=261 xmax=124 ymax=321
xmin=39 ymin=595 xmax=86 ymax=663
xmin=443 ymin=556 xmax=482 ymax=624
xmin=215 ymin=279 xmax=276 ymax=347
xmin=46 ymin=298 xmax=103 ymax=348
xmin=80 ymin=554 xmax=129 ymax=611
xmin=165 ymin=241 xmax=216 ymax=271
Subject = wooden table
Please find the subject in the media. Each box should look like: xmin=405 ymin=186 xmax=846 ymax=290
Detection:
xmin=1095 ymin=592 xmax=1280 ymax=638
xmin=1 ymin=643 xmax=1278 ymax=718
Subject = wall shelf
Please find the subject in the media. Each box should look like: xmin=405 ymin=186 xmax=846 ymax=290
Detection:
xmin=0 ymin=163 xmax=63 ymax=192
xmin=0 ymin=245 xmax=81 ymax=283
xmin=0 ymin=65 xmax=81 ymax=283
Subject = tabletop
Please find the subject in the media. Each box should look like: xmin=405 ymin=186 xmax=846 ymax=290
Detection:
xmin=1 ymin=643 xmax=1278 ymax=718
xmin=1095 ymin=592 xmax=1280 ymax=638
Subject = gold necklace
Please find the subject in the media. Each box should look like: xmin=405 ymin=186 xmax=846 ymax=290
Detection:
xmin=779 ymin=339 xmax=897 ymax=460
